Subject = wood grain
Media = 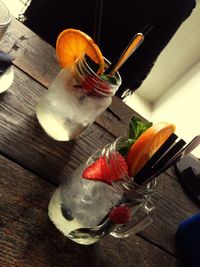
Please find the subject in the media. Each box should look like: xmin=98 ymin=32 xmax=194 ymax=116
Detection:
xmin=0 ymin=66 xmax=198 ymax=257
xmin=0 ymin=154 xmax=182 ymax=267
xmin=0 ymin=19 xmax=198 ymax=265
xmin=1 ymin=19 xmax=59 ymax=88
xmin=138 ymin=173 xmax=199 ymax=255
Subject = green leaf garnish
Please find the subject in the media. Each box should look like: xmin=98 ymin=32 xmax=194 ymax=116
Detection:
xmin=100 ymin=74 xmax=117 ymax=85
xmin=129 ymin=117 xmax=153 ymax=140
xmin=118 ymin=116 xmax=153 ymax=156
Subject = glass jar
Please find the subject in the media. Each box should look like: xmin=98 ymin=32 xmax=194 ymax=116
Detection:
xmin=36 ymin=57 xmax=121 ymax=141
xmin=0 ymin=0 xmax=12 ymax=41
xmin=48 ymin=137 xmax=159 ymax=245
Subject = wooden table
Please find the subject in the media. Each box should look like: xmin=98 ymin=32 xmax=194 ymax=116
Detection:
xmin=0 ymin=19 xmax=199 ymax=267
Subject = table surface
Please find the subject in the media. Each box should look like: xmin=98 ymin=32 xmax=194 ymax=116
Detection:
xmin=0 ymin=19 xmax=198 ymax=267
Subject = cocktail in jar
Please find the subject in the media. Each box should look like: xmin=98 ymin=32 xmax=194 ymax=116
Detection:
xmin=48 ymin=118 xmax=176 ymax=245
xmin=36 ymin=29 xmax=121 ymax=141
xmin=48 ymin=138 xmax=157 ymax=245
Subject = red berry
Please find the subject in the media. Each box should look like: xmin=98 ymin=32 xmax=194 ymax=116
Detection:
xmin=82 ymin=75 xmax=110 ymax=94
xmin=82 ymin=75 xmax=98 ymax=92
xmin=82 ymin=152 xmax=128 ymax=184
xmin=109 ymin=205 xmax=131 ymax=224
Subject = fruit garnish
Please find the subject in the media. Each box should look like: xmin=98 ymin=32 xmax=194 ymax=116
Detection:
xmin=82 ymin=74 xmax=112 ymax=93
xmin=81 ymin=55 xmax=117 ymax=93
xmin=82 ymin=75 xmax=98 ymax=92
xmin=118 ymin=117 xmax=152 ymax=156
xmin=56 ymin=28 xmax=104 ymax=74
xmin=127 ymin=122 xmax=176 ymax=177
xmin=82 ymin=152 xmax=128 ymax=184
xmin=109 ymin=205 xmax=131 ymax=224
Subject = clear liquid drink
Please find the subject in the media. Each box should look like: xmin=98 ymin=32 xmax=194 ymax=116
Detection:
xmin=36 ymin=57 xmax=121 ymax=141
xmin=48 ymin=137 xmax=157 ymax=245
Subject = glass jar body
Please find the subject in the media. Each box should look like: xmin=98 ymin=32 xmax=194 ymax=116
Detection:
xmin=36 ymin=57 xmax=121 ymax=141
xmin=48 ymin=137 xmax=159 ymax=245
xmin=0 ymin=0 xmax=12 ymax=40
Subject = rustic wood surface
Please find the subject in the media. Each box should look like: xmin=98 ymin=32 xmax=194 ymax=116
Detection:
xmin=0 ymin=19 xmax=199 ymax=266
xmin=0 ymin=155 xmax=183 ymax=267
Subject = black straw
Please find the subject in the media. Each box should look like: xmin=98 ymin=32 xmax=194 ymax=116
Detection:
xmin=140 ymin=22 xmax=154 ymax=37
xmin=134 ymin=139 xmax=186 ymax=185
xmin=94 ymin=0 xmax=104 ymax=46
xmin=133 ymin=134 xmax=178 ymax=184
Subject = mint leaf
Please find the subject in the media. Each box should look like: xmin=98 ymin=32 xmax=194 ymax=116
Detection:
xmin=100 ymin=74 xmax=117 ymax=85
xmin=129 ymin=117 xmax=152 ymax=140
xmin=118 ymin=139 xmax=135 ymax=156
xmin=118 ymin=116 xmax=152 ymax=156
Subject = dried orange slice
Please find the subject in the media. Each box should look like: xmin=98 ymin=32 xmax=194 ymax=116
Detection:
xmin=56 ymin=28 xmax=104 ymax=74
xmin=127 ymin=122 xmax=176 ymax=176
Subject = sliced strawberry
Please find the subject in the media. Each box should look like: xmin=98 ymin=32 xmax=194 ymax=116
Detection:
xmin=82 ymin=75 xmax=110 ymax=94
xmin=82 ymin=152 xmax=128 ymax=184
xmin=82 ymin=75 xmax=98 ymax=92
xmin=109 ymin=205 xmax=131 ymax=224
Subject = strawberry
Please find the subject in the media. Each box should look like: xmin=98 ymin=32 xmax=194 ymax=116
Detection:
xmin=109 ymin=205 xmax=131 ymax=224
xmin=82 ymin=75 xmax=110 ymax=94
xmin=82 ymin=152 xmax=128 ymax=184
xmin=82 ymin=75 xmax=98 ymax=92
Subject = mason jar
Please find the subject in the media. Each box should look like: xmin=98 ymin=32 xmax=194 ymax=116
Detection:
xmin=48 ymin=137 xmax=159 ymax=245
xmin=36 ymin=57 xmax=121 ymax=141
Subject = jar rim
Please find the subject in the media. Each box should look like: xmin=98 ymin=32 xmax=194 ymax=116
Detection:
xmin=75 ymin=56 xmax=122 ymax=97
xmin=109 ymin=136 xmax=159 ymax=194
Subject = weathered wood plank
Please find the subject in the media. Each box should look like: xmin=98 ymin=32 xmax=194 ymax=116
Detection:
xmin=1 ymin=19 xmax=59 ymax=88
xmin=0 ymin=154 xmax=182 ymax=267
xmin=139 ymin=173 xmax=199 ymax=255
xmin=1 ymin=19 xmax=141 ymax=138
xmin=0 ymin=66 xmax=198 ymax=256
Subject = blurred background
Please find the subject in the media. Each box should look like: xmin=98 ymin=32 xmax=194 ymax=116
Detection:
xmin=2 ymin=0 xmax=200 ymax=158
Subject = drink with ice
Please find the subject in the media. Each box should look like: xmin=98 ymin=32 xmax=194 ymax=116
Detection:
xmin=48 ymin=136 xmax=158 ymax=245
xmin=48 ymin=164 xmax=123 ymax=245
xmin=36 ymin=29 xmax=121 ymax=141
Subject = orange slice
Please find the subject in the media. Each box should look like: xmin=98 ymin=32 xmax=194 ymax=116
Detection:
xmin=127 ymin=122 xmax=176 ymax=177
xmin=56 ymin=28 xmax=104 ymax=74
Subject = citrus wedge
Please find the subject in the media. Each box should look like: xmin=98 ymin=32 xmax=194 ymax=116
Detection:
xmin=56 ymin=28 xmax=104 ymax=74
xmin=127 ymin=122 xmax=176 ymax=177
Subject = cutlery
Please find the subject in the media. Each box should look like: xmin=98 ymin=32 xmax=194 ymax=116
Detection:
xmin=68 ymin=217 xmax=114 ymax=240
xmin=105 ymin=33 xmax=144 ymax=76
xmin=68 ymin=200 xmax=140 ymax=240
xmin=165 ymin=135 xmax=200 ymax=167
xmin=69 ymin=135 xmax=200 ymax=239
xmin=105 ymin=23 xmax=153 ymax=76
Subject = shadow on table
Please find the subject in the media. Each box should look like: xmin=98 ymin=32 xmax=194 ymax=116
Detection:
xmin=22 ymin=215 xmax=101 ymax=267
xmin=37 ymin=220 xmax=123 ymax=267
